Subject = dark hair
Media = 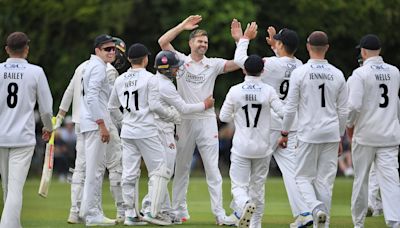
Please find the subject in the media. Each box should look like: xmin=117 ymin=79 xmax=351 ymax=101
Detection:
xmin=283 ymin=45 xmax=297 ymax=55
xmin=189 ymin=29 xmax=208 ymax=40
xmin=6 ymin=32 xmax=30 ymax=53
xmin=129 ymin=56 xmax=146 ymax=65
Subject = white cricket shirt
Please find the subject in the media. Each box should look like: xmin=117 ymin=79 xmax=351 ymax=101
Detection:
xmin=347 ymin=56 xmax=400 ymax=146
xmin=151 ymin=72 xmax=205 ymax=133
xmin=174 ymin=50 xmax=227 ymax=119
xmin=282 ymin=59 xmax=348 ymax=143
xmin=219 ymin=76 xmax=284 ymax=158
xmin=59 ymin=61 xmax=117 ymax=124
xmin=0 ymin=58 xmax=53 ymax=147
xmin=79 ymin=55 xmax=112 ymax=132
xmin=108 ymin=68 xmax=158 ymax=139
xmin=234 ymin=38 xmax=303 ymax=131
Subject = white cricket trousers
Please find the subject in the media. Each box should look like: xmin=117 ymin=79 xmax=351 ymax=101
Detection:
xmin=368 ymin=163 xmax=382 ymax=211
xmin=270 ymin=130 xmax=310 ymax=217
xmin=295 ymin=141 xmax=338 ymax=225
xmin=121 ymin=136 xmax=166 ymax=212
xmin=80 ymin=130 xmax=107 ymax=219
xmin=229 ymin=153 xmax=270 ymax=228
xmin=0 ymin=146 xmax=34 ymax=228
xmin=173 ymin=117 xmax=225 ymax=218
xmin=70 ymin=124 xmax=123 ymax=215
xmin=351 ymin=143 xmax=400 ymax=227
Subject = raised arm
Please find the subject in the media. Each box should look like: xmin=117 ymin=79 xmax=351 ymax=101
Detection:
xmin=158 ymin=15 xmax=202 ymax=51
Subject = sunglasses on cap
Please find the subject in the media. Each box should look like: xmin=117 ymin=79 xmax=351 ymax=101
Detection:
xmin=101 ymin=46 xmax=116 ymax=52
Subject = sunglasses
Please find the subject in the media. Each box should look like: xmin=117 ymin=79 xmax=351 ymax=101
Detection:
xmin=101 ymin=46 xmax=116 ymax=52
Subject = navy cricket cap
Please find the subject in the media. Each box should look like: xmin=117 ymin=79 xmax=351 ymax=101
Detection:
xmin=127 ymin=43 xmax=151 ymax=59
xmin=273 ymin=28 xmax=299 ymax=51
xmin=356 ymin=34 xmax=381 ymax=50
xmin=244 ymin=55 xmax=264 ymax=76
xmin=94 ymin=34 xmax=114 ymax=48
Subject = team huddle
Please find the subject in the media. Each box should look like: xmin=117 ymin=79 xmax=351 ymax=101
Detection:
xmin=0 ymin=14 xmax=399 ymax=228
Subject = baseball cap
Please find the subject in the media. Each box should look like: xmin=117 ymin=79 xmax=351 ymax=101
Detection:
xmin=356 ymin=34 xmax=381 ymax=50
xmin=244 ymin=54 xmax=264 ymax=75
xmin=273 ymin=28 xmax=299 ymax=51
xmin=307 ymin=31 xmax=329 ymax=46
xmin=94 ymin=34 xmax=114 ymax=48
xmin=127 ymin=43 xmax=151 ymax=59
xmin=6 ymin=32 xmax=30 ymax=50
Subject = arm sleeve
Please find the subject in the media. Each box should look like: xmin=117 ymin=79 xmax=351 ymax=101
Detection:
xmin=86 ymin=65 xmax=106 ymax=121
xmin=270 ymin=90 xmax=284 ymax=118
xmin=108 ymin=83 xmax=121 ymax=110
xmin=233 ymin=38 xmax=250 ymax=69
xmin=346 ymin=72 xmax=364 ymax=127
xmin=219 ymin=90 xmax=234 ymax=123
xmin=148 ymin=77 xmax=174 ymax=119
xmin=36 ymin=68 xmax=53 ymax=131
xmin=337 ymin=77 xmax=349 ymax=135
xmin=59 ymin=71 xmax=76 ymax=112
xmin=282 ymin=71 xmax=300 ymax=131
xmin=106 ymin=65 xmax=119 ymax=87
xmin=162 ymin=82 xmax=205 ymax=114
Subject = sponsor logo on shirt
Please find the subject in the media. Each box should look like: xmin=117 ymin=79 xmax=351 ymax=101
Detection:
xmin=184 ymin=71 xmax=206 ymax=84
xmin=4 ymin=63 xmax=26 ymax=69
xmin=242 ymin=83 xmax=262 ymax=91
xmin=370 ymin=64 xmax=389 ymax=70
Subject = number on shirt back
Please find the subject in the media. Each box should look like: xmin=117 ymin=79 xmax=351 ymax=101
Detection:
xmin=279 ymin=80 xmax=289 ymax=100
xmin=242 ymin=104 xmax=262 ymax=127
xmin=124 ymin=90 xmax=139 ymax=112
xmin=7 ymin=82 xmax=18 ymax=108
xmin=379 ymin=84 xmax=389 ymax=108
xmin=318 ymin=83 xmax=326 ymax=107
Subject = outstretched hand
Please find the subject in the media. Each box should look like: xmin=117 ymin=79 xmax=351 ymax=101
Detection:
xmin=180 ymin=15 xmax=202 ymax=31
xmin=243 ymin=22 xmax=258 ymax=40
xmin=266 ymin=26 xmax=277 ymax=48
xmin=231 ymin=18 xmax=243 ymax=42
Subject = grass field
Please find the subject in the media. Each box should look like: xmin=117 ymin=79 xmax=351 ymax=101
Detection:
xmin=0 ymin=177 xmax=387 ymax=227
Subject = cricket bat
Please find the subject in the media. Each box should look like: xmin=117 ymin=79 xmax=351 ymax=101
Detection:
xmin=38 ymin=117 xmax=56 ymax=198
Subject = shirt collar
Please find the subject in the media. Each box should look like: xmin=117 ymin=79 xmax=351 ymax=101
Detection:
xmin=363 ymin=56 xmax=383 ymax=65
xmin=244 ymin=76 xmax=262 ymax=81
xmin=90 ymin=54 xmax=107 ymax=66
xmin=307 ymin=59 xmax=328 ymax=64
xmin=6 ymin=58 xmax=28 ymax=63
xmin=187 ymin=54 xmax=211 ymax=66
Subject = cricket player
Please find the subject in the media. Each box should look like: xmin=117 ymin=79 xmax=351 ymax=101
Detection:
xmin=220 ymin=54 xmax=284 ymax=228
xmin=54 ymin=37 xmax=127 ymax=224
xmin=108 ymin=43 xmax=176 ymax=226
xmin=0 ymin=32 xmax=53 ymax=228
xmin=78 ymin=34 xmax=121 ymax=226
xmin=232 ymin=20 xmax=313 ymax=227
xmin=158 ymin=15 xmax=240 ymax=225
xmin=347 ymin=34 xmax=400 ymax=228
xmin=278 ymin=31 xmax=348 ymax=227
xmin=141 ymin=50 xmax=215 ymax=223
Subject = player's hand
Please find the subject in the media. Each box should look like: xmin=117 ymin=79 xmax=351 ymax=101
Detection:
xmin=54 ymin=113 xmax=64 ymax=130
xmin=346 ymin=127 xmax=354 ymax=142
xmin=338 ymin=140 xmax=343 ymax=157
xmin=204 ymin=95 xmax=215 ymax=109
xmin=180 ymin=15 xmax=202 ymax=31
xmin=243 ymin=22 xmax=258 ymax=40
xmin=266 ymin=26 xmax=277 ymax=48
xmin=278 ymin=136 xmax=288 ymax=148
xmin=231 ymin=18 xmax=243 ymax=42
xmin=42 ymin=129 xmax=52 ymax=142
xmin=98 ymin=123 xmax=110 ymax=143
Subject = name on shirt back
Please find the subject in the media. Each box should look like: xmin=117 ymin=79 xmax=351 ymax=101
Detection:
xmin=4 ymin=72 xmax=23 ymax=80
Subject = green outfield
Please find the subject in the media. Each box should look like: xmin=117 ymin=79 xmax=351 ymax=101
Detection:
xmin=0 ymin=177 xmax=386 ymax=228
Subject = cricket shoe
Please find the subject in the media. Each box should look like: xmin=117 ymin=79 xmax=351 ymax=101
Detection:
xmin=67 ymin=211 xmax=83 ymax=224
xmin=143 ymin=212 xmax=172 ymax=226
xmin=175 ymin=210 xmax=191 ymax=222
xmin=314 ymin=210 xmax=327 ymax=228
xmin=373 ymin=208 xmax=383 ymax=217
xmin=116 ymin=211 xmax=125 ymax=224
xmin=85 ymin=214 xmax=116 ymax=226
xmin=161 ymin=210 xmax=182 ymax=224
xmin=216 ymin=213 xmax=239 ymax=226
xmin=289 ymin=212 xmax=313 ymax=228
xmin=124 ymin=216 xmax=148 ymax=226
xmin=236 ymin=202 xmax=256 ymax=228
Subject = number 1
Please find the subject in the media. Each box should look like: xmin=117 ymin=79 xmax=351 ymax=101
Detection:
xmin=319 ymin=83 xmax=325 ymax=107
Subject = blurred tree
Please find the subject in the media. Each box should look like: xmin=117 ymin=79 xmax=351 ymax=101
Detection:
xmin=0 ymin=0 xmax=133 ymax=109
